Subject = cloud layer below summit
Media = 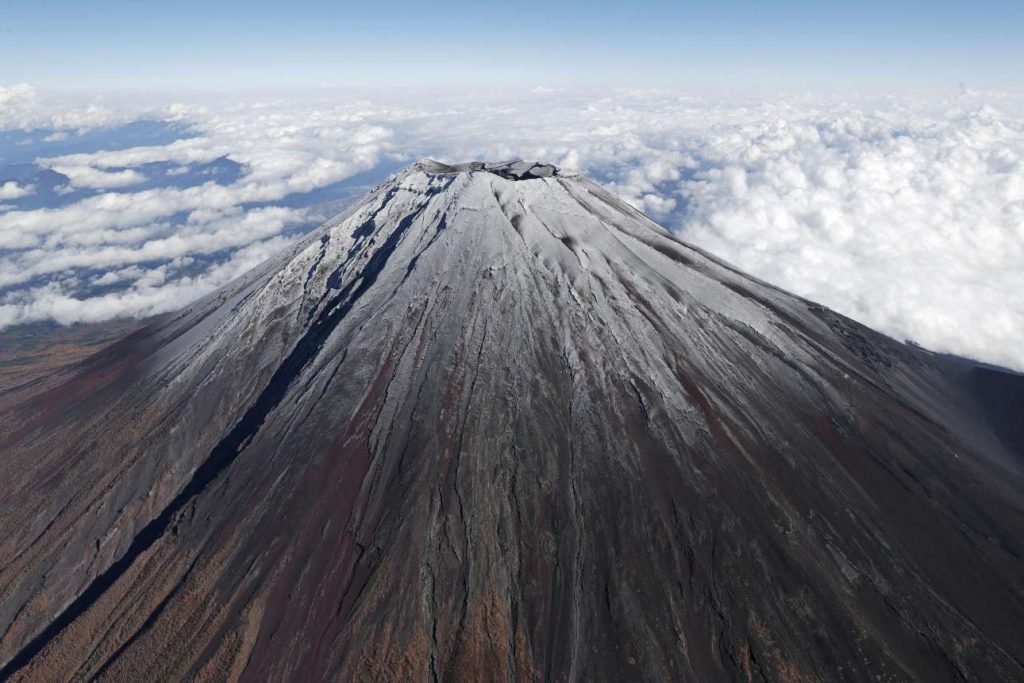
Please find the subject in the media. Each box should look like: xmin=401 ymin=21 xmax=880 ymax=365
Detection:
xmin=1 ymin=84 xmax=1023 ymax=370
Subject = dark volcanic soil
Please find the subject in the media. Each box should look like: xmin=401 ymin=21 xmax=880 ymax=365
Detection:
xmin=1 ymin=160 xmax=1023 ymax=682
xmin=0 ymin=320 xmax=143 ymax=412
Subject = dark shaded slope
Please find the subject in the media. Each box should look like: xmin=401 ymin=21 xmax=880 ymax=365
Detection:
xmin=966 ymin=365 xmax=1024 ymax=457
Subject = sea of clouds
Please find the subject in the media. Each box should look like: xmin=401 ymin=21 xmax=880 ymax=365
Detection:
xmin=1 ymin=83 xmax=1022 ymax=370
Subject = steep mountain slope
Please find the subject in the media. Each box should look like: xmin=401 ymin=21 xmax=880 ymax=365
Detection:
xmin=1 ymin=160 xmax=1023 ymax=681
xmin=0 ymin=320 xmax=144 ymax=412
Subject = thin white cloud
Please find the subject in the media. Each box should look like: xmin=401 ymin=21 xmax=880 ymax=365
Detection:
xmin=0 ymin=205 xmax=306 ymax=289
xmin=0 ymin=237 xmax=294 ymax=327
xmin=48 ymin=165 xmax=146 ymax=189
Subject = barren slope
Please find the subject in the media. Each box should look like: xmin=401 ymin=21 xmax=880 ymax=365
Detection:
xmin=1 ymin=160 xmax=1023 ymax=681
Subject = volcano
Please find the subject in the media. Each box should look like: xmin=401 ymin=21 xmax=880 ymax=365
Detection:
xmin=1 ymin=160 xmax=1023 ymax=681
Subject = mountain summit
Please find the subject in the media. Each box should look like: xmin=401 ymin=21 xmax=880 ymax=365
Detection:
xmin=1 ymin=160 xmax=1023 ymax=681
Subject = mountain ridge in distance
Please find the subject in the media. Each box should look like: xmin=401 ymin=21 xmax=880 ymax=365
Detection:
xmin=1 ymin=159 xmax=1023 ymax=681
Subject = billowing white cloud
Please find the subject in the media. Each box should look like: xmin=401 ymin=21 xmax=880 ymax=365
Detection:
xmin=1 ymin=85 xmax=1022 ymax=371
xmin=676 ymin=104 xmax=1024 ymax=371
xmin=0 ymin=181 xmax=33 ymax=200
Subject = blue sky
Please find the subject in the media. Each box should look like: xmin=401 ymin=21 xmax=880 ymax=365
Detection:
xmin=2 ymin=0 xmax=1022 ymax=90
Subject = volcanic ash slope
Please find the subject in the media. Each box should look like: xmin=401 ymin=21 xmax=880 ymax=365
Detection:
xmin=1 ymin=160 xmax=1024 ymax=682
